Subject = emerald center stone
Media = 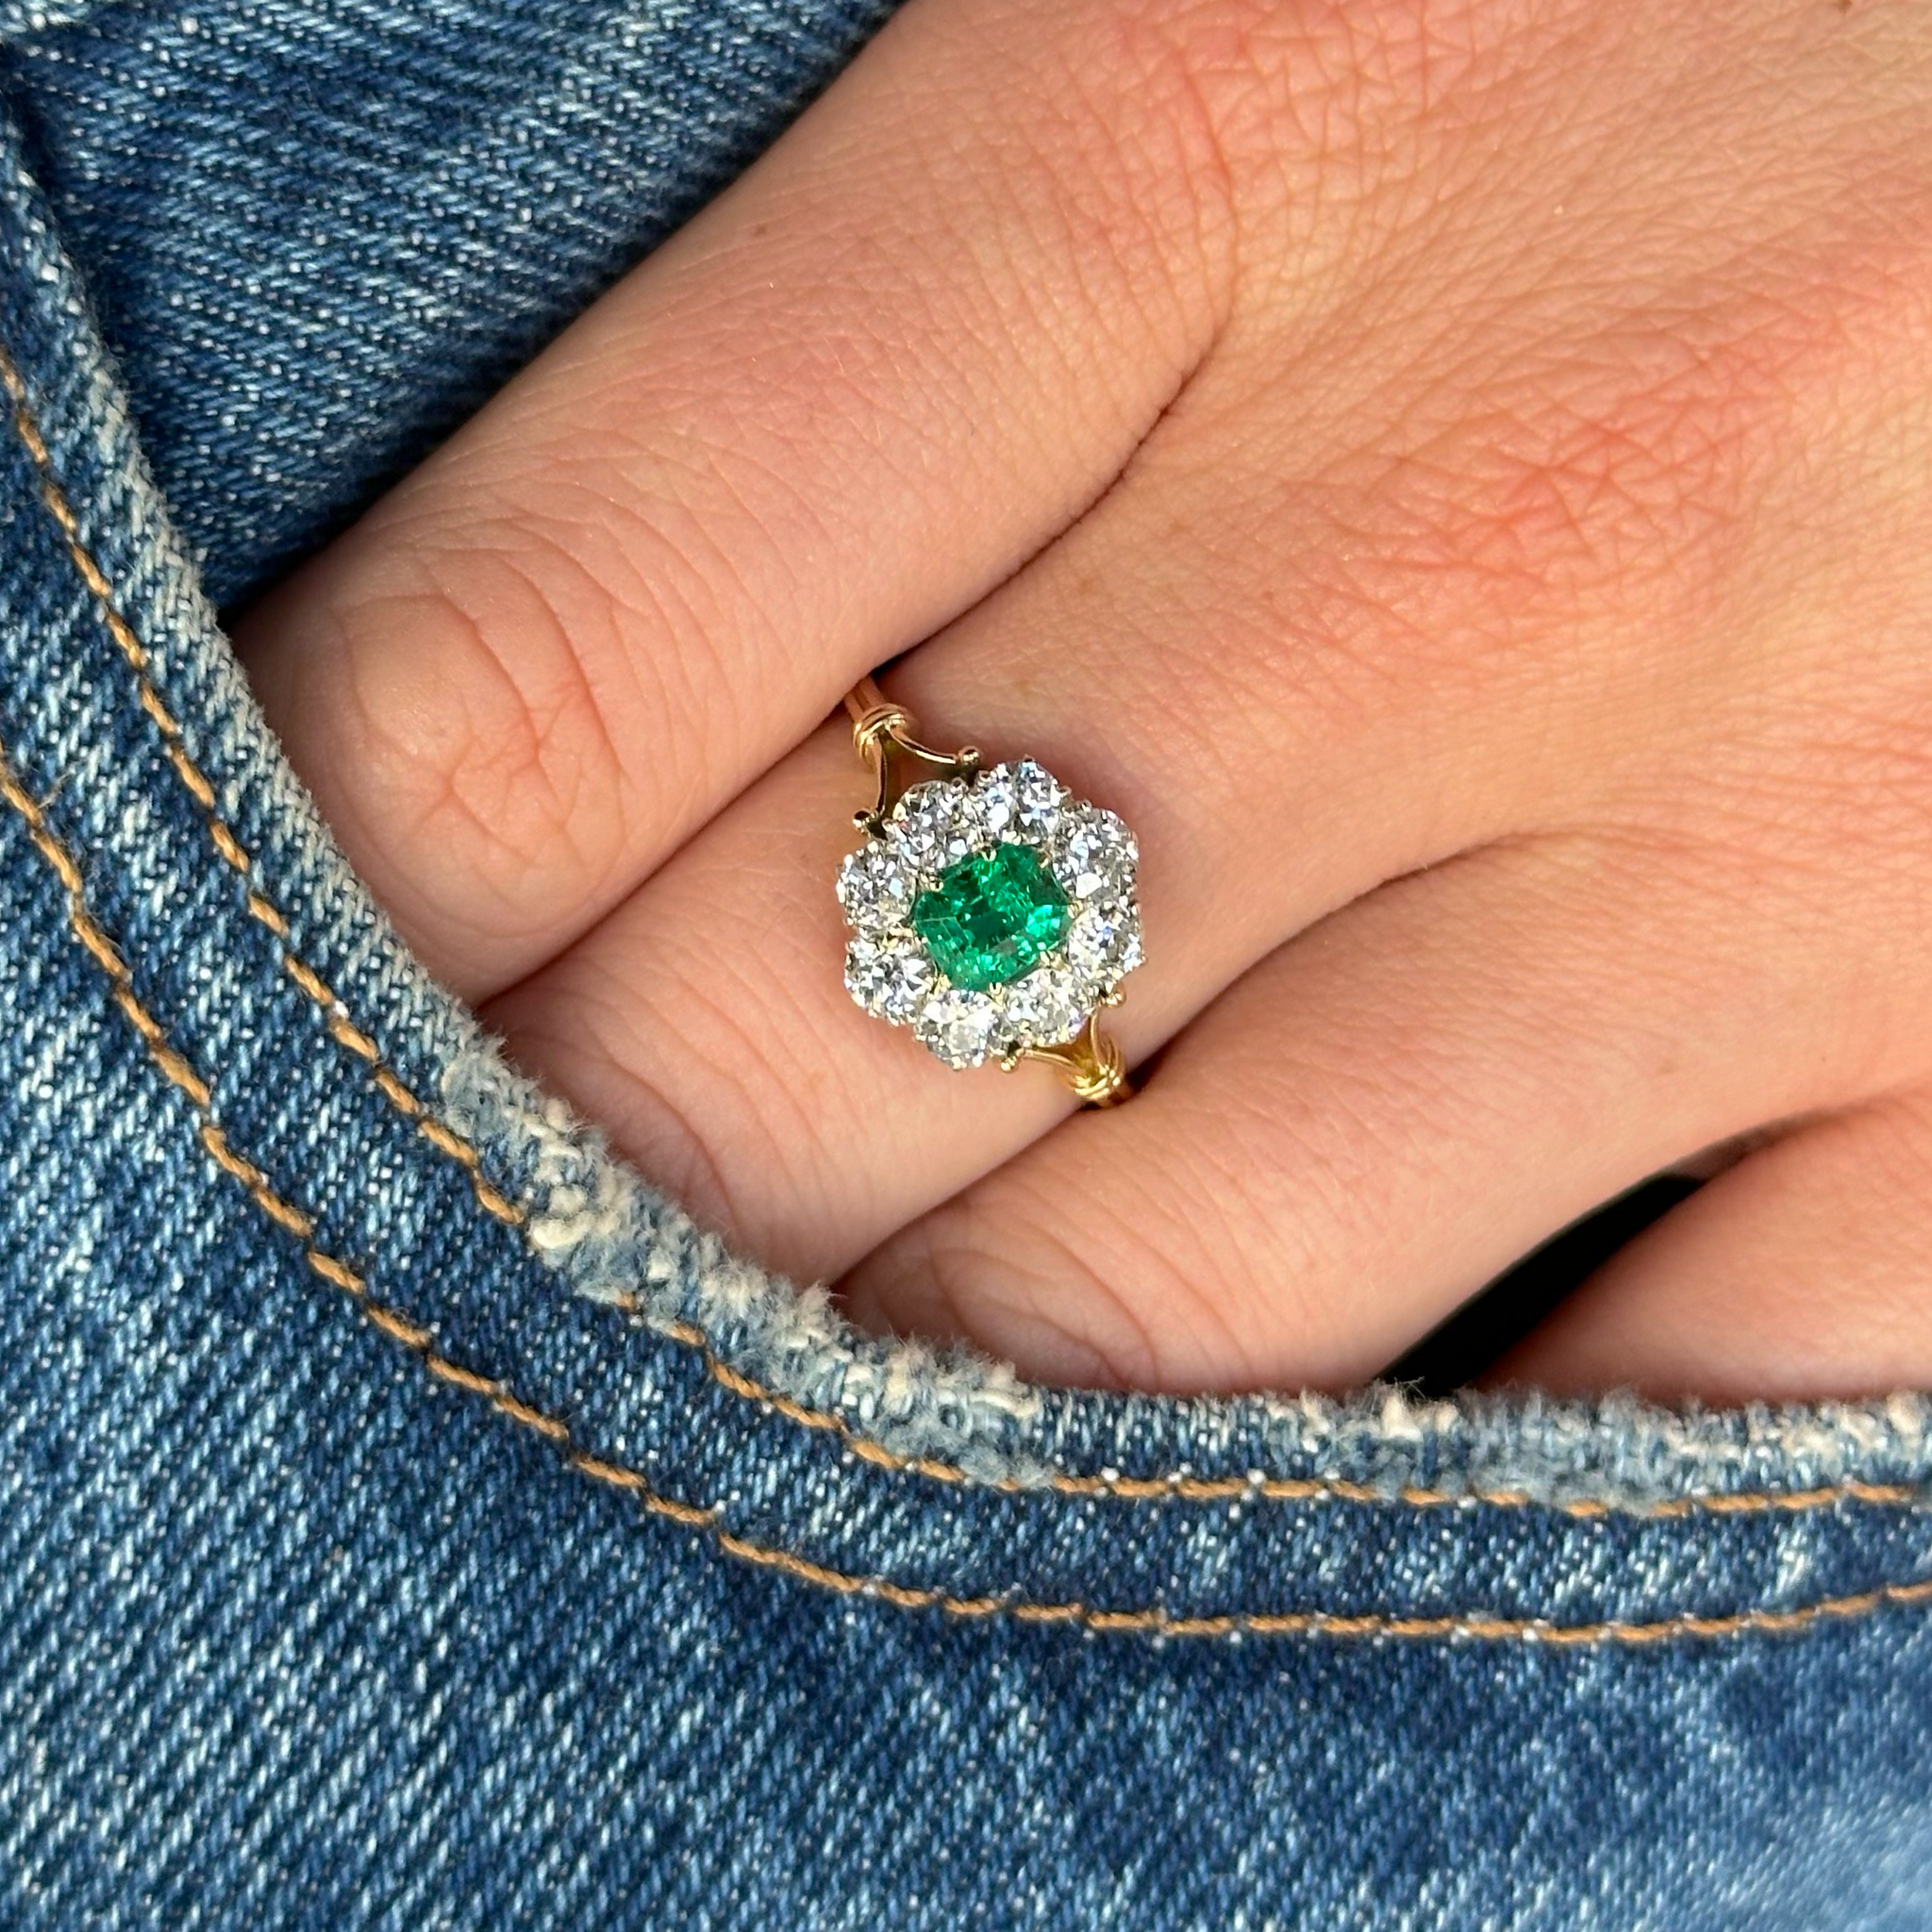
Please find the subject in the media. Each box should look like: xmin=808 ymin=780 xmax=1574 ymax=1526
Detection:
xmin=911 ymin=842 xmax=1071 ymax=991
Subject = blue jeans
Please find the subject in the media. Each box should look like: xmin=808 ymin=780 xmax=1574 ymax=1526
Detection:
xmin=3 ymin=1 xmax=1931 ymax=1924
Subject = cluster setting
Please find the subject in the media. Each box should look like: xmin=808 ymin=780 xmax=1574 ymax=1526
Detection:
xmin=837 ymin=758 xmax=1143 ymax=1070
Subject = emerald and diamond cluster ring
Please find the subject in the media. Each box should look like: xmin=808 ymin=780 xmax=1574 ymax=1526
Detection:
xmin=837 ymin=675 xmax=1141 ymax=1107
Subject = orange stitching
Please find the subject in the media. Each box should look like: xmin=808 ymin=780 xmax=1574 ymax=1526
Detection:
xmin=245 ymin=892 xmax=289 ymax=937
xmin=657 ymin=1302 xmax=1924 ymax=1518
xmin=6 ymin=350 xmax=1930 ymax=1530
xmin=12 ymin=752 xmax=1932 ymax=1641
xmin=0 ymin=348 xmax=525 ymax=1234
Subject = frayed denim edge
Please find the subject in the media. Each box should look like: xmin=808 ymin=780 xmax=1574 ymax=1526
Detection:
xmin=439 ymin=1039 xmax=1932 ymax=1508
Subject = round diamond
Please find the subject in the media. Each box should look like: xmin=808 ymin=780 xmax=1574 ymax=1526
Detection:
xmin=1066 ymin=898 xmax=1143 ymax=986
xmin=845 ymin=934 xmax=934 ymax=1023
xmin=913 ymin=985 xmax=1002 ymax=1067
xmin=1000 ymin=963 xmax=1091 ymax=1048
xmin=1009 ymin=758 xmax=1066 ymax=837
xmin=836 ymin=841 xmax=914 ymax=932
xmin=841 ymin=749 xmax=1143 ymax=1065
xmin=974 ymin=764 xmax=1021 ymax=840
xmin=889 ymin=779 xmax=986 ymax=874
xmin=1050 ymin=803 xmax=1137 ymax=901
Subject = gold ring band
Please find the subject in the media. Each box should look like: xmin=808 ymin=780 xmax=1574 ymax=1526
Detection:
xmin=836 ymin=675 xmax=1140 ymax=1108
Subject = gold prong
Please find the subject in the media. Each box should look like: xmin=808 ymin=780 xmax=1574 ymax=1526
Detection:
xmin=1014 ymin=1008 xmax=1132 ymax=1108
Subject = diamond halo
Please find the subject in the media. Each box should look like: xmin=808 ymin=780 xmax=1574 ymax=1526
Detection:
xmin=837 ymin=758 xmax=1143 ymax=1070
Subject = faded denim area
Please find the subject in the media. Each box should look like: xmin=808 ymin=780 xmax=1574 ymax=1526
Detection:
xmin=3 ymin=3 xmax=1932 ymax=1928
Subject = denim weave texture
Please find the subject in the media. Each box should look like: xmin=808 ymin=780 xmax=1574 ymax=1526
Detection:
xmin=4 ymin=1 xmax=1932 ymax=1926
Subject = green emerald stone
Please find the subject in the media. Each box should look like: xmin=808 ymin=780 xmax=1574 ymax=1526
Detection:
xmin=911 ymin=841 xmax=1071 ymax=991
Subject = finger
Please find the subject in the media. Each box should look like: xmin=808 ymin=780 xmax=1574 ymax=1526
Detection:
xmin=233 ymin=0 xmax=1240 ymax=999
xmin=1490 ymin=1090 xmax=1932 ymax=1403
xmin=835 ymin=828 xmax=1913 ymax=1394
xmin=480 ymin=719 xmax=1090 ymax=1287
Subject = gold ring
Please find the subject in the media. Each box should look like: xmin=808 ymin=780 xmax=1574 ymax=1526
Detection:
xmin=836 ymin=675 xmax=1140 ymax=1107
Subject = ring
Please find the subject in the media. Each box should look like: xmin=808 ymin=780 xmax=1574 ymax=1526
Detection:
xmin=836 ymin=675 xmax=1141 ymax=1107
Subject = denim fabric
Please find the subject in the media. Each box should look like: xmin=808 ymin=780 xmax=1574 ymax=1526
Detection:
xmin=3 ymin=4 xmax=1932 ymax=1927
xmin=3 ymin=0 xmax=903 ymax=606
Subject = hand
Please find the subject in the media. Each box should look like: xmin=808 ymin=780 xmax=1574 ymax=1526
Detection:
xmin=236 ymin=0 xmax=1932 ymax=1400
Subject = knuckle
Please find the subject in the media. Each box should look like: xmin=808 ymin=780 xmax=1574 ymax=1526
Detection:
xmin=326 ymin=517 xmax=641 ymax=954
xmin=1396 ymin=340 xmax=1768 ymax=629
xmin=990 ymin=0 xmax=1295 ymax=346
xmin=924 ymin=1161 xmax=1261 ymax=1391
xmin=1214 ymin=313 xmax=1813 ymax=737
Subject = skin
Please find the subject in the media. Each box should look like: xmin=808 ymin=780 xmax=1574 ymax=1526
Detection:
xmin=236 ymin=0 xmax=1932 ymax=1400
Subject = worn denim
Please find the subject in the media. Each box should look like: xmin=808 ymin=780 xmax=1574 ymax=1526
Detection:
xmin=3 ymin=1 xmax=1932 ymax=1925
